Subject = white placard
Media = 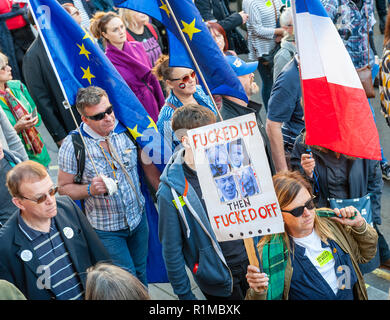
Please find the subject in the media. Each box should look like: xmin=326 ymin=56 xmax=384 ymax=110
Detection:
xmin=188 ymin=114 xmax=285 ymax=241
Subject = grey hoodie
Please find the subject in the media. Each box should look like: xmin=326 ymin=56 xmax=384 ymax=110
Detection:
xmin=157 ymin=148 xmax=233 ymax=300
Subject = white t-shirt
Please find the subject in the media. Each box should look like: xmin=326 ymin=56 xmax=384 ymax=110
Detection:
xmin=292 ymin=230 xmax=339 ymax=295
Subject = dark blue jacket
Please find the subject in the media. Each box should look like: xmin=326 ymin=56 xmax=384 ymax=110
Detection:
xmin=291 ymin=132 xmax=383 ymax=225
xmin=0 ymin=196 xmax=111 ymax=300
xmin=157 ymin=148 xmax=235 ymax=300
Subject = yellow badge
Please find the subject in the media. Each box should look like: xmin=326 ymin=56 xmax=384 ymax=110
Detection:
xmin=266 ymin=0 xmax=272 ymax=7
xmin=172 ymin=196 xmax=186 ymax=209
xmin=316 ymin=250 xmax=334 ymax=267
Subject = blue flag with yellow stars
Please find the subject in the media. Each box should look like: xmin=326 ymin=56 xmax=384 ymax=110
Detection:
xmin=28 ymin=0 xmax=167 ymax=170
xmin=28 ymin=0 xmax=169 ymax=283
xmin=114 ymin=0 xmax=248 ymax=103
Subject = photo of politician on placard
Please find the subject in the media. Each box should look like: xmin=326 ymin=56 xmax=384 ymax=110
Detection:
xmin=188 ymin=113 xmax=284 ymax=242
xmin=227 ymin=138 xmax=250 ymax=169
xmin=237 ymin=167 xmax=260 ymax=197
xmin=215 ymin=175 xmax=239 ymax=202
xmin=206 ymin=143 xmax=230 ymax=177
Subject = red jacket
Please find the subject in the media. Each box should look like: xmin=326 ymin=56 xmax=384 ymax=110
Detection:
xmin=0 ymin=0 xmax=27 ymax=30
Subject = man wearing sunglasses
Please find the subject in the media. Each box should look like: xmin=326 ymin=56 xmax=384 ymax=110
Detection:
xmin=58 ymin=86 xmax=157 ymax=287
xmin=0 ymin=160 xmax=110 ymax=300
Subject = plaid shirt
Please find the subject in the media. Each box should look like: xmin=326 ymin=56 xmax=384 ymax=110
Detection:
xmin=58 ymin=122 xmax=145 ymax=232
xmin=321 ymin=0 xmax=375 ymax=69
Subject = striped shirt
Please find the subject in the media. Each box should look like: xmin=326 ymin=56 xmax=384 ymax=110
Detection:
xmin=72 ymin=0 xmax=90 ymax=29
xmin=58 ymin=122 xmax=145 ymax=232
xmin=321 ymin=0 xmax=375 ymax=69
xmin=243 ymin=0 xmax=283 ymax=60
xmin=18 ymin=215 xmax=83 ymax=300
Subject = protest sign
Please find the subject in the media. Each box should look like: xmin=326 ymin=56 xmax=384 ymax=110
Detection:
xmin=188 ymin=114 xmax=285 ymax=242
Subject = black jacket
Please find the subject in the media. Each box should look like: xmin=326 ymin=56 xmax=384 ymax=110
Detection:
xmin=195 ymin=0 xmax=246 ymax=53
xmin=0 ymin=196 xmax=111 ymax=300
xmin=22 ymin=37 xmax=81 ymax=143
xmin=290 ymin=132 xmax=383 ymax=225
xmin=220 ymin=97 xmax=275 ymax=175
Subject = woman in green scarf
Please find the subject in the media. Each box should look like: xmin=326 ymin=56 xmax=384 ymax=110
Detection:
xmin=246 ymin=171 xmax=377 ymax=300
xmin=0 ymin=52 xmax=50 ymax=167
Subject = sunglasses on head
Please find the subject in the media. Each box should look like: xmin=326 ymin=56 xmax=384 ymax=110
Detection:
xmin=21 ymin=186 xmax=58 ymax=204
xmin=170 ymin=71 xmax=196 ymax=83
xmin=85 ymin=105 xmax=113 ymax=121
xmin=282 ymin=197 xmax=315 ymax=217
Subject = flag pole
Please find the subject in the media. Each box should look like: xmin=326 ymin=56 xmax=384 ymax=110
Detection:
xmin=27 ymin=1 xmax=100 ymax=177
xmin=164 ymin=0 xmax=224 ymax=121
xmin=291 ymin=0 xmax=307 ymax=144
xmin=164 ymin=0 xmax=263 ymax=271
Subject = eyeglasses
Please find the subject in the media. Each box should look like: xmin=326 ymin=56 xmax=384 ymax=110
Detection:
xmin=170 ymin=71 xmax=196 ymax=83
xmin=282 ymin=197 xmax=315 ymax=217
xmin=20 ymin=186 xmax=58 ymax=204
xmin=0 ymin=64 xmax=9 ymax=71
xmin=85 ymin=106 xmax=113 ymax=121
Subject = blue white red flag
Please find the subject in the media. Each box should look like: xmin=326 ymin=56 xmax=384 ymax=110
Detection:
xmin=293 ymin=0 xmax=381 ymax=160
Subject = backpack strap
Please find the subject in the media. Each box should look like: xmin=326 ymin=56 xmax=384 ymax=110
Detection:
xmin=126 ymin=25 xmax=157 ymax=42
xmin=70 ymin=131 xmax=86 ymax=185
xmin=126 ymin=30 xmax=135 ymax=42
xmin=145 ymin=23 xmax=158 ymax=40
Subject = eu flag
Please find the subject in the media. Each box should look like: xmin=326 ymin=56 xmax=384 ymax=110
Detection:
xmin=28 ymin=0 xmax=169 ymax=283
xmin=28 ymin=0 xmax=167 ymax=168
xmin=113 ymin=0 xmax=249 ymax=103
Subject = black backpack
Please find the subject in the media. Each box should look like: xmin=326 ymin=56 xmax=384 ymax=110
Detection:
xmin=70 ymin=129 xmax=137 ymax=185
xmin=69 ymin=130 xmax=157 ymax=210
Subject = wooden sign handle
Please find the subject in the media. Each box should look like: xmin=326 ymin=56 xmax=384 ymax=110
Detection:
xmin=244 ymin=237 xmax=260 ymax=269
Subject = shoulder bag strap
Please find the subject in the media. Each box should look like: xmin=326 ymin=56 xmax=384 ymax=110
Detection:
xmin=271 ymin=0 xmax=280 ymax=28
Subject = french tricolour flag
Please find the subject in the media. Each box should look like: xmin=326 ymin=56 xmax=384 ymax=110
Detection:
xmin=293 ymin=0 xmax=381 ymax=160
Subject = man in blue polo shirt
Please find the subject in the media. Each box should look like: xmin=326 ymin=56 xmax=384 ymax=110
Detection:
xmin=266 ymin=56 xmax=304 ymax=172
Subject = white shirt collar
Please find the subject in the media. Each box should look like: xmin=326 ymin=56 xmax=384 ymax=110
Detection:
xmin=82 ymin=119 xmax=119 ymax=142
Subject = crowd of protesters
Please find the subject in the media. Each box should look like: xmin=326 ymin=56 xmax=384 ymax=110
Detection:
xmin=0 ymin=0 xmax=389 ymax=301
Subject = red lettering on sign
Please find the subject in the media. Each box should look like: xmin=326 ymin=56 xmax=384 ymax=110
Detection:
xmin=249 ymin=121 xmax=257 ymax=135
xmin=241 ymin=209 xmax=249 ymax=223
xmin=258 ymin=206 xmax=268 ymax=219
xmin=230 ymin=125 xmax=239 ymax=140
xmin=235 ymin=211 xmax=243 ymax=224
xmin=229 ymin=212 xmax=236 ymax=225
xmin=248 ymin=208 xmax=257 ymax=220
xmin=271 ymin=202 xmax=278 ymax=217
xmin=214 ymin=216 xmax=221 ymax=229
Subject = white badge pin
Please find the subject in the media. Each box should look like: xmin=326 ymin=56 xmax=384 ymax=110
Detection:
xmin=63 ymin=227 xmax=74 ymax=239
xmin=21 ymin=250 xmax=33 ymax=262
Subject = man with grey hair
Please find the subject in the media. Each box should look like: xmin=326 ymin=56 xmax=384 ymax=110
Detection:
xmin=57 ymin=86 xmax=151 ymax=286
xmin=273 ymin=6 xmax=296 ymax=80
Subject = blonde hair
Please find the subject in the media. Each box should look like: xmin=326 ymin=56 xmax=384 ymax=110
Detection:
xmin=118 ymin=8 xmax=139 ymax=30
xmin=259 ymin=171 xmax=335 ymax=253
xmin=85 ymin=263 xmax=150 ymax=300
xmin=0 ymin=52 xmax=8 ymax=67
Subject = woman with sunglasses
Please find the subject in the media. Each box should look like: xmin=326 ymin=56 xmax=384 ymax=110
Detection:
xmin=290 ymin=130 xmax=390 ymax=272
xmin=153 ymin=55 xmax=218 ymax=153
xmin=246 ymin=171 xmax=377 ymax=300
xmin=90 ymin=11 xmax=165 ymax=123
xmin=0 ymin=52 xmax=51 ymax=167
